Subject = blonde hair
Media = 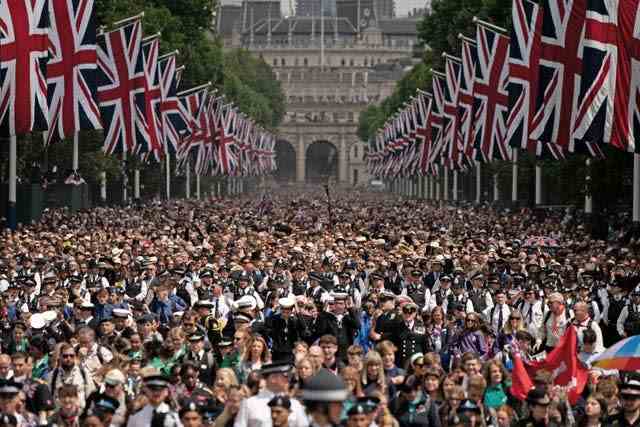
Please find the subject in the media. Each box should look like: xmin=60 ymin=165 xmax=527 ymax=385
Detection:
xmin=362 ymin=351 xmax=386 ymax=391
xmin=216 ymin=368 xmax=239 ymax=387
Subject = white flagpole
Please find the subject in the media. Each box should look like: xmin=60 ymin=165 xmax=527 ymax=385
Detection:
xmin=453 ymin=170 xmax=458 ymax=201
xmin=100 ymin=171 xmax=107 ymax=202
xmin=134 ymin=169 xmax=140 ymax=200
xmin=8 ymin=135 xmax=16 ymax=229
xmin=475 ymin=162 xmax=481 ymax=204
xmin=634 ymin=154 xmax=640 ymax=223
xmin=196 ymin=174 xmax=201 ymax=199
xmin=443 ymin=167 xmax=449 ymax=201
xmin=585 ymin=158 xmax=592 ymax=215
xmin=165 ymin=152 xmax=171 ymax=200
xmin=511 ymin=148 xmax=518 ymax=204
xmin=122 ymin=150 xmax=128 ymax=203
xmin=535 ymin=164 xmax=542 ymax=205
xmin=493 ymin=173 xmax=499 ymax=202
xmin=435 ymin=166 xmax=440 ymax=200
xmin=186 ymin=160 xmax=191 ymax=198
xmin=73 ymin=132 xmax=79 ymax=171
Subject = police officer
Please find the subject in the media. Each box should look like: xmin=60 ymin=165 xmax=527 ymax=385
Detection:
xmin=605 ymin=374 xmax=640 ymax=427
xmin=126 ymin=373 xmax=181 ymax=427
xmin=300 ymin=369 xmax=349 ymax=427
xmin=290 ymin=264 xmax=308 ymax=296
xmin=618 ymin=290 xmax=640 ymax=338
xmin=371 ymin=292 xmax=400 ymax=344
xmin=268 ymin=395 xmax=291 ymax=427
xmin=313 ymin=293 xmax=360 ymax=359
xmin=404 ymin=269 xmax=427 ymax=308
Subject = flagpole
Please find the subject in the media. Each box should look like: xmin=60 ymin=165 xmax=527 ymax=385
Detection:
xmin=122 ymin=150 xmax=128 ymax=204
xmin=134 ymin=169 xmax=140 ymax=200
xmin=7 ymin=135 xmax=16 ymax=229
xmin=512 ymin=148 xmax=518 ymax=205
xmin=165 ymin=151 xmax=171 ymax=200
xmin=535 ymin=163 xmax=542 ymax=205
xmin=443 ymin=167 xmax=449 ymax=201
xmin=435 ymin=166 xmax=440 ymax=201
xmin=585 ymin=158 xmax=592 ymax=215
xmin=100 ymin=171 xmax=107 ymax=204
xmin=112 ymin=12 xmax=145 ymax=28
xmin=196 ymin=174 xmax=201 ymax=199
xmin=493 ymin=173 xmax=499 ymax=202
xmin=633 ymin=154 xmax=640 ymax=224
xmin=73 ymin=132 xmax=79 ymax=172
xmin=475 ymin=162 xmax=481 ymax=204
xmin=186 ymin=159 xmax=191 ymax=198
xmin=453 ymin=170 xmax=458 ymax=202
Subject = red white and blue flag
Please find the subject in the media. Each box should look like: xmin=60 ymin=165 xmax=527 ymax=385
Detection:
xmin=0 ymin=0 xmax=50 ymax=136
xmin=457 ymin=36 xmax=477 ymax=168
xmin=442 ymin=54 xmax=462 ymax=169
xmin=472 ymin=22 xmax=511 ymax=162
xmin=46 ymin=0 xmax=101 ymax=144
xmin=178 ymin=84 xmax=210 ymax=173
xmin=97 ymin=19 xmax=148 ymax=154
xmin=158 ymin=52 xmax=187 ymax=154
xmin=140 ymin=36 xmax=164 ymax=160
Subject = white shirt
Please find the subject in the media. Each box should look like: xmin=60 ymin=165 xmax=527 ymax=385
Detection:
xmin=127 ymin=403 xmax=182 ymax=427
xmin=519 ymin=300 xmax=545 ymax=338
xmin=483 ymin=304 xmax=511 ymax=332
xmin=617 ymin=304 xmax=640 ymax=337
xmin=234 ymin=389 xmax=309 ymax=427
xmin=573 ymin=317 xmax=605 ymax=353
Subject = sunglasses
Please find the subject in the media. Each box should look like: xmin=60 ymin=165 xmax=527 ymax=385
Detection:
xmin=403 ymin=308 xmax=417 ymax=313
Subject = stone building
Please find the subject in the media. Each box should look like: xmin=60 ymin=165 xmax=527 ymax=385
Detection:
xmin=217 ymin=0 xmax=421 ymax=185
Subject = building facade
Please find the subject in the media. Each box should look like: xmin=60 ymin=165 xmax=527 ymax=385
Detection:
xmin=217 ymin=0 xmax=421 ymax=185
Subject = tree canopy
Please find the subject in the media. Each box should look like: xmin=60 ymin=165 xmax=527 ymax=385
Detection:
xmin=358 ymin=0 xmax=511 ymax=142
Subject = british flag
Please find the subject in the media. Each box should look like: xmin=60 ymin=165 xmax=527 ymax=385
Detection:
xmin=457 ymin=36 xmax=477 ymax=168
xmin=218 ymin=106 xmax=238 ymax=175
xmin=140 ymin=36 xmax=163 ymax=160
xmin=158 ymin=52 xmax=187 ymax=154
xmin=572 ymin=0 xmax=640 ymax=153
xmin=0 ymin=0 xmax=49 ymax=136
xmin=507 ymin=0 xmax=542 ymax=152
xmin=97 ymin=19 xmax=148 ymax=155
xmin=428 ymin=72 xmax=446 ymax=170
xmin=46 ymin=0 xmax=101 ymax=144
xmin=472 ymin=22 xmax=511 ymax=162
xmin=442 ymin=54 xmax=462 ymax=169
xmin=415 ymin=91 xmax=434 ymax=176
xmin=529 ymin=0 xmax=586 ymax=153
xmin=177 ymin=84 xmax=210 ymax=173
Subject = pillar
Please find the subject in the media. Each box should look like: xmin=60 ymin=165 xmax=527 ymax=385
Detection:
xmin=296 ymin=134 xmax=305 ymax=182
xmin=493 ymin=174 xmax=499 ymax=202
xmin=339 ymin=135 xmax=348 ymax=183
xmin=196 ymin=174 xmax=201 ymax=199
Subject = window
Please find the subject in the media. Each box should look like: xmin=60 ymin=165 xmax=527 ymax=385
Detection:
xmin=350 ymin=58 xmax=354 ymax=66
xmin=273 ymin=58 xmax=278 ymax=67
xmin=304 ymin=57 xmax=308 ymax=67
xmin=364 ymin=58 xmax=368 ymax=66
xmin=353 ymin=169 xmax=359 ymax=186
xmin=341 ymin=58 xmax=345 ymax=66
xmin=354 ymin=145 xmax=359 ymax=159
xmin=295 ymin=57 xmax=299 ymax=66
xmin=281 ymin=58 xmax=286 ymax=66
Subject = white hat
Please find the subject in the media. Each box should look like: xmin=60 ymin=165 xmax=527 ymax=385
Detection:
xmin=234 ymin=295 xmax=257 ymax=311
xmin=112 ymin=308 xmax=131 ymax=318
xmin=278 ymin=297 xmax=296 ymax=309
xmin=30 ymin=313 xmax=46 ymax=329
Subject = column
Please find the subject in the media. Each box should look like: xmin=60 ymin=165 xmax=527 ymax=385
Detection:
xmin=338 ymin=134 xmax=348 ymax=183
xmin=296 ymin=134 xmax=306 ymax=182
xmin=7 ymin=136 xmax=16 ymax=229
xmin=435 ymin=166 xmax=440 ymax=200
xmin=535 ymin=164 xmax=542 ymax=205
xmin=453 ymin=171 xmax=458 ymax=201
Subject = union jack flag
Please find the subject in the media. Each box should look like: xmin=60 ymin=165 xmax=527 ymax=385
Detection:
xmin=442 ymin=54 xmax=462 ymax=169
xmin=428 ymin=72 xmax=446 ymax=170
xmin=178 ymin=85 xmax=210 ymax=174
xmin=507 ymin=0 xmax=542 ymax=152
xmin=46 ymin=0 xmax=101 ymax=144
xmin=457 ymin=36 xmax=477 ymax=167
xmin=472 ymin=22 xmax=511 ymax=162
xmin=0 ymin=0 xmax=49 ymax=136
xmin=158 ymin=52 xmax=187 ymax=154
xmin=415 ymin=91 xmax=434 ymax=176
xmin=573 ymin=0 xmax=640 ymax=153
xmin=218 ymin=106 xmax=238 ymax=175
xmin=529 ymin=0 xmax=586 ymax=152
xmin=141 ymin=36 xmax=163 ymax=160
xmin=97 ymin=19 xmax=148 ymax=154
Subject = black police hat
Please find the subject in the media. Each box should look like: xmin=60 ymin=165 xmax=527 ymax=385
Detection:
xmin=268 ymin=394 xmax=291 ymax=409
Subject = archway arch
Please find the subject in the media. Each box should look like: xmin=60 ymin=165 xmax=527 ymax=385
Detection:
xmin=274 ymin=140 xmax=296 ymax=181
xmin=305 ymin=141 xmax=338 ymax=183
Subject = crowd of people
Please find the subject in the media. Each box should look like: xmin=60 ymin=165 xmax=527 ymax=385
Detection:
xmin=0 ymin=189 xmax=638 ymax=427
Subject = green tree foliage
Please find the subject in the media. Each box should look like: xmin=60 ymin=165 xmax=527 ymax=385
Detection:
xmin=358 ymin=0 xmax=511 ymax=141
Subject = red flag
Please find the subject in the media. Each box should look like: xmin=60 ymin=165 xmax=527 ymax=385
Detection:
xmin=513 ymin=326 xmax=588 ymax=405
xmin=510 ymin=352 xmax=534 ymax=401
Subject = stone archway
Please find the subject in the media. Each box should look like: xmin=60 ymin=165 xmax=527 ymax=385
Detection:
xmin=306 ymin=141 xmax=338 ymax=183
xmin=274 ymin=140 xmax=297 ymax=182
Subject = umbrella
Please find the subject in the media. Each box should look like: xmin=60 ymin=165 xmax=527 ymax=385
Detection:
xmin=524 ymin=236 xmax=559 ymax=248
xmin=591 ymin=336 xmax=640 ymax=371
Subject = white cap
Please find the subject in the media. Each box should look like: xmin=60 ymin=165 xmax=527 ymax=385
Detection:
xmin=278 ymin=297 xmax=296 ymax=309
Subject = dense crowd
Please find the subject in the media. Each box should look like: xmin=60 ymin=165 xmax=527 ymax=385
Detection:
xmin=0 ymin=189 xmax=639 ymax=427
